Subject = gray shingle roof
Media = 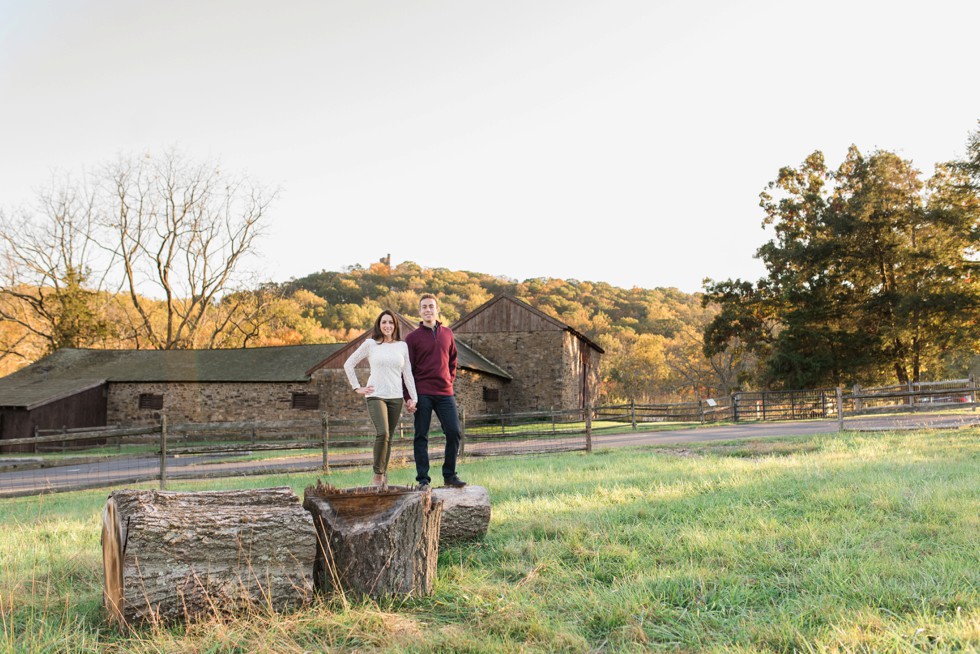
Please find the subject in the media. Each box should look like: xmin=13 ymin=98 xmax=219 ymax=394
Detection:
xmin=0 ymin=377 xmax=106 ymax=410
xmin=455 ymin=341 xmax=512 ymax=380
xmin=0 ymin=344 xmax=345 ymax=391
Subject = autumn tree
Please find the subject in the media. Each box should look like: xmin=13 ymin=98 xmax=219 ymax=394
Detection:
xmin=0 ymin=180 xmax=113 ymax=359
xmin=0 ymin=149 xmax=276 ymax=366
xmin=704 ymin=129 xmax=980 ymax=388
xmin=100 ymin=151 xmax=275 ymax=349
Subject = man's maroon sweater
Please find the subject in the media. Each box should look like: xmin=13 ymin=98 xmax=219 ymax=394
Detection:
xmin=404 ymin=322 xmax=457 ymax=396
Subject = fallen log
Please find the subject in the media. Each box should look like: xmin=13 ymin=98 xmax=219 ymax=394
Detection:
xmin=431 ymin=485 xmax=491 ymax=543
xmin=303 ymin=482 xmax=442 ymax=599
xmin=102 ymin=487 xmax=315 ymax=626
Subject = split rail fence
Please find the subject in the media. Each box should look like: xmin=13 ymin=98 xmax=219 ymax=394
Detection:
xmin=1 ymin=377 xmax=976 ymax=497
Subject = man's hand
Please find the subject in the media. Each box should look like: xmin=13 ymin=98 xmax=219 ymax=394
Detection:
xmin=406 ymin=399 xmax=417 ymax=413
xmin=355 ymin=386 xmax=374 ymax=395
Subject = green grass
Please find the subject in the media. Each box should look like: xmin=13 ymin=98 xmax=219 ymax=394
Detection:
xmin=1 ymin=429 xmax=979 ymax=652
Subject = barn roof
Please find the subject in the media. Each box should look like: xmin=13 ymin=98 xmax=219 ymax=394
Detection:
xmin=0 ymin=377 xmax=106 ymax=410
xmin=0 ymin=344 xmax=345 ymax=391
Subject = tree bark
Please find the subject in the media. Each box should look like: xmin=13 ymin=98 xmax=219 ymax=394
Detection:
xmin=431 ymin=485 xmax=491 ymax=543
xmin=101 ymin=487 xmax=315 ymax=626
xmin=303 ymin=482 xmax=442 ymax=599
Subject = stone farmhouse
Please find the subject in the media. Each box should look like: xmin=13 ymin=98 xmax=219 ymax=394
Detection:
xmin=0 ymin=295 xmax=603 ymax=448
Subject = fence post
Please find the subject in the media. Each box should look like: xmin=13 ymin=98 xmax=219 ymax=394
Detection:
xmin=971 ymin=373 xmax=977 ymax=411
xmin=551 ymin=407 xmax=557 ymax=435
xmin=459 ymin=407 xmax=466 ymax=458
xmin=907 ymin=379 xmax=914 ymax=407
xmin=585 ymin=403 xmax=593 ymax=454
xmin=630 ymin=399 xmax=637 ymax=431
xmin=159 ymin=415 xmax=168 ymax=490
xmin=320 ymin=412 xmax=330 ymax=472
xmin=853 ymin=384 xmax=862 ymax=413
xmin=820 ymin=390 xmax=827 ymax=418
xmin=732 ymin=393 xmax=739 ymax=423
xmin=699 ymin=399 xmax=705 ymax=424
xmin=836 ymin=386 xmax=844 ymax=432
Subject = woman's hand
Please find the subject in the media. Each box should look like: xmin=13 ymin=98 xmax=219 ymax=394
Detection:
xmin=406 ymin=399 xmax=417 ymax=413
xmin=355 ymin=386 xmax=374 ymax=395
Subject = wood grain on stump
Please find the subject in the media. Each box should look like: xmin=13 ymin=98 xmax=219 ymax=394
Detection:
xmin=303 ymin=482 xmax=442 ymax=599
xmin=101 ymin=487 xmax=315 ymax=626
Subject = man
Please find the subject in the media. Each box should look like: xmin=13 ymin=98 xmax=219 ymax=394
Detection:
xmin=404 ymin=293 xmax=466 ymax=490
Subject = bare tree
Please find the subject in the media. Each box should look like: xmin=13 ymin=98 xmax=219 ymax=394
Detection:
xmin=97 ymin=150 xmax=275 ymax=349
xmin=0 ymin=150 xmax=276 ymax=367
xmin=0 ymin=178 xmax=112 ymax=356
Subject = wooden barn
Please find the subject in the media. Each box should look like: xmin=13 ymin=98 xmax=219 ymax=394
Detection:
xmin=0 ymin=378 xmax=107 ymax=453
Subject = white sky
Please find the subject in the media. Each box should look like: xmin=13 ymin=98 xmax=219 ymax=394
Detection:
xmin=1 ymin=0 xmax=978 ymax=294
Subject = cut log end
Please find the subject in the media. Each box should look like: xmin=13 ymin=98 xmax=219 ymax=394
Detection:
xmin=102 ymin=487 xmax=316 ymax=626
xmin=431 ymin=485 xmax=491 ymax=543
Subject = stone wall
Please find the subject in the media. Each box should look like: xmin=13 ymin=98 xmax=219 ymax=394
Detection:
xmin=454 ymin=331 xmax=572 ymax=412
xmin=106 ymin=381 xmax=322 ymax=425
xmin=453 ymin=369 xmax=508 ymax=416
xmin=316 ymin=369 xmax=366 ymax=424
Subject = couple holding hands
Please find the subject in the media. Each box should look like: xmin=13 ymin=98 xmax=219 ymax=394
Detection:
xmin=342 ymin=294 xmax=466 ymax=490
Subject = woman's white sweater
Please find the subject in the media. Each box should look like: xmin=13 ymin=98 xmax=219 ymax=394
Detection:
xmin=342 ymin=339 xmax=418 ymax=402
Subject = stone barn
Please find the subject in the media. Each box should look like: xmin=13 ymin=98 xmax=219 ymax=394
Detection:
xmin=0 ymin=295 xmax=603 ymax=444
xmin=0 ymin=345 xmax=343 ymax=445
xmin=307 ymin=312 xmax=513 ymax=419
xmin=450 ymin=295 xmax=603 ymax=413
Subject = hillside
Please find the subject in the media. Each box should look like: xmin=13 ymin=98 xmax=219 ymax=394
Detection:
xmin=282 ymin=260 xmax=740 ymax=401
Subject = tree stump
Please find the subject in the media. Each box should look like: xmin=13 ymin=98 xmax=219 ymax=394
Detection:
xmin=101 ymin=487 xmax=315 ymax=626
xmin=303 ymin=482 xmax=442 ymax=599
xmin=431 ymin=485 xmax=491 ymax=543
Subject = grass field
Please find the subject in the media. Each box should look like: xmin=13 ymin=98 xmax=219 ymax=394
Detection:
xmin=1 ymin=428 xmax=978 ymax=653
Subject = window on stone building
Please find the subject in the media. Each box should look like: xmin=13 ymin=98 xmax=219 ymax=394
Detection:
xmin=138 ymin=393 xmax=164 ymax=410
xmin=482 ymin=387 xmax=500 ymax=402
xmin=291 ymin=392 xmax=320 ymax=410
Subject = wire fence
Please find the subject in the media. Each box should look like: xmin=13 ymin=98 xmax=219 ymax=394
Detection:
xmin=1 ymin=377 xmax=977 ymax=497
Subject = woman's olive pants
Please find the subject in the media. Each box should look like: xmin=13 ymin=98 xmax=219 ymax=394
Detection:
xmin=365 ymin=397 xmax=403 ymax=475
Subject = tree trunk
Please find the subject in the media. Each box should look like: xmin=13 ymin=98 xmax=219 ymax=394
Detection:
xmin=102 ymin=487 xmax=315 ymax=626
xmin=303 ymin=482 xmax=442 ymax=599
xmin=431 ymin=485 xmax=491 ymax=543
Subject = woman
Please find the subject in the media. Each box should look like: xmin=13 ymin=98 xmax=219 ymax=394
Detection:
xmin=343 ymin=310 xmax=417 ymax=486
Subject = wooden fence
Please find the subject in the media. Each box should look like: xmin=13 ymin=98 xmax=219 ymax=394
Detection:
xmin=1 ymin=377 xmax=976 ymax=497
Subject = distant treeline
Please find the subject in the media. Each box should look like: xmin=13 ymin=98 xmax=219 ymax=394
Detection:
xmin=278 ymin=261 xmax=740 ymax=402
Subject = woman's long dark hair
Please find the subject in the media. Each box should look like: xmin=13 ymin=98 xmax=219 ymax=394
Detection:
xmin=371 ymin=310 xmax=401 ymax=343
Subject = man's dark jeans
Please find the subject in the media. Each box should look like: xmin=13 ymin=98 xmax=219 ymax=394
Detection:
xmin=413 ymin=394 xmax=461 ymax=485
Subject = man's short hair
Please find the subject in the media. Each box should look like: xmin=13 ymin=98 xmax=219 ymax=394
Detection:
xmin=419 ymin=293 xmax=438 ymax=306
